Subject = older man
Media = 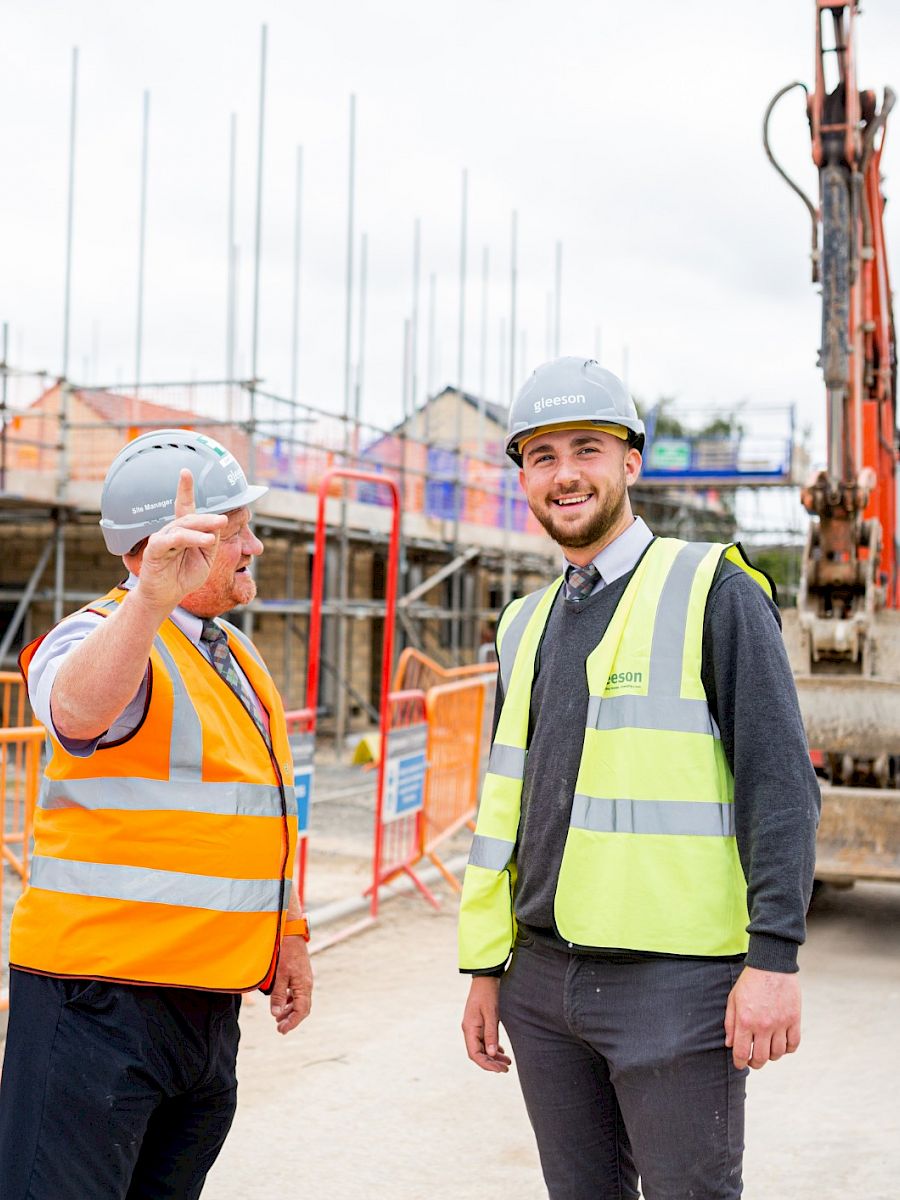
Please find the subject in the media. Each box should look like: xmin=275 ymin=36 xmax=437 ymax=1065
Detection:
xmin=0 ymin=429 xmax=312 ymax=1200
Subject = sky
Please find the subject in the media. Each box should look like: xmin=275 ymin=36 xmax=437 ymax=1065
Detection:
xmin=2 ymin=0 xmax=899 ymax=469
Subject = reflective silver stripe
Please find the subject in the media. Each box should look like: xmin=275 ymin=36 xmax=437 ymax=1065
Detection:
xmin=488 ymin=743 xmax=527 ymax=779
xmin=29 ymin=856 xmax=284 ymax=913
xmin=586 ymin=694 xmax=720 ymax=738
xmin=467 ymin=834 xmax=515 ymax=870
xmin=649 ymin=542 xmax=713 ymax=695
xmin=151 ymin=635 xmax=204 ymax=782
xmin=219 ymin=618 xmax=266 ymax=668
xmin=498 ymin=585 xmax=554 ymax=696
xmin=39 ymin=777 xmax=295 ymax=818
xmin=570 ymin=794 xmax=735 ymax=837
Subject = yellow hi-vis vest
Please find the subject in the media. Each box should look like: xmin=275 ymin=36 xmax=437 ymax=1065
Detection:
xmin=458 ymin=537 xmax=774 ymax=971
xmin=14 ymin=587 xmax=297 ymax=991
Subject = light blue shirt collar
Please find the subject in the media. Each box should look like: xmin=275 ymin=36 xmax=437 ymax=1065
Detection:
xmin=563 ymin=516 xmax=654 ymax=591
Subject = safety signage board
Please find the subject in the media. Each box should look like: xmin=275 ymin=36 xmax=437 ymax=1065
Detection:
xmin=383 ymin=723 xmax=428 ymax=823
xmin=288 ymin=730 xmax=315 ymax=838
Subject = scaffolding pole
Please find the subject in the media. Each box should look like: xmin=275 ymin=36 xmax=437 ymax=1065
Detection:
xmin=226 ymin=112 xmax=237 ymax=419
xmin=451 ymin=168 xmax=468 ymax=661
xmin=62 ymin=47 xmax=78 ymax=381
xmin=503 ymin=209 xmax=518 ymax=605
xmin=335 ymin=93 xmax=356 ymax=757
xmin=290 ymin=144 xmax=304 ymax=404
xmin=135 ymin=90 xmax=150 ymax=391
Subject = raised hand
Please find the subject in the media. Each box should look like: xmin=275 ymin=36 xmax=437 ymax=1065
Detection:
xmin=134 ymin=469 xmax=228 ymax=615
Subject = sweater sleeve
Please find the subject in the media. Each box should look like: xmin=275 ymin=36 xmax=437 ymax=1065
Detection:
xmin=701 ymin=565 xmax=820 ymax=973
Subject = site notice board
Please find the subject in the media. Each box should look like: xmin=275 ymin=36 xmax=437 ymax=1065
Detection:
xmin=383 ymin=724 xmax=428 ymax=822
xmin=288 ymin=731 xmax=314 ymax=837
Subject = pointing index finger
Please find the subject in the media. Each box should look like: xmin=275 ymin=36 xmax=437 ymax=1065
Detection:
xmin=173 ymin=468 xmax=196 ymax=519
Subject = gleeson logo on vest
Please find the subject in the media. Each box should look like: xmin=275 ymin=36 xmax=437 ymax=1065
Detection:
xmin=604 ymin=669 xmax=644 ymax=693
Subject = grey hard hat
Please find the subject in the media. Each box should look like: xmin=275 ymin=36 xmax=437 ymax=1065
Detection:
xmin=506 ymin=357 xmax=646 ymax=466
xmin=99 ymin=429 xmax=268 ymax=555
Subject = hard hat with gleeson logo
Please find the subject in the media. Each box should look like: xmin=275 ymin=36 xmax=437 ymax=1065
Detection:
xmin=506 ymin=356 xmax=645 ymax=466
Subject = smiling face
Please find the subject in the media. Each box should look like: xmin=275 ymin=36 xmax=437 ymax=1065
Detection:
xmin=518 ymin=427 xmax=642 ymax=562
xmin=179 ymin=505 xmax=263 ymax=617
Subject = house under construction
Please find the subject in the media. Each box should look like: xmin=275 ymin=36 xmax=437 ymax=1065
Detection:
xmin=0 ymin=372 xmax=740 ymax=744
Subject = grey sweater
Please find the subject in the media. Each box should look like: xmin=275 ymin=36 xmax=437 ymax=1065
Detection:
xmin=480 ymin=555 xmax=820 ymax=975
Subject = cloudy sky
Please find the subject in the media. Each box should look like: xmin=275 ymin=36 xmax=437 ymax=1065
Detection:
xmin=2 ymin=0 xmax=899 ymax=463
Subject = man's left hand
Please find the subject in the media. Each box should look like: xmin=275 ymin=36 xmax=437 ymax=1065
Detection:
xmin=724 ymin=965 xmax=801 ymax=1070
xmin=269 ymin=936 xmax=313 ymax=1035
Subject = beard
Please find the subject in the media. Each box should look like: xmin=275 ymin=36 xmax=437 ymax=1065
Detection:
xmin=529 ymin=472 xmax=628 ymax=549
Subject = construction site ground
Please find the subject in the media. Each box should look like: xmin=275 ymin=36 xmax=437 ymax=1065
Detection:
xmin=209 ymin=874 xmax=900 ymax=1199
xmin=5 ymin=760 xmax=900 ymax=1197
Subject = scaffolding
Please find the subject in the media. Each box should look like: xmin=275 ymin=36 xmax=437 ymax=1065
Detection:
xmin=0 ymin=365 xmax=745 ymax=745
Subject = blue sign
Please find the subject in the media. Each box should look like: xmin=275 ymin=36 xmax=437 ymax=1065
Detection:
xmin=384 ymin=723 xmax=428 ymax=822
xmin=288 ymin=730 xmax=315 ymax=839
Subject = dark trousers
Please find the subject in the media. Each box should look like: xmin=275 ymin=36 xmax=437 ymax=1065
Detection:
xmin=0 ymin=968 xmax=241 ymax=1200
xmin=499 ymin=933 xmax=747 ymax=1200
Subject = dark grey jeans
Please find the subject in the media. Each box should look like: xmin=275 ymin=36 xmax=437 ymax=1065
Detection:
xmin=499 ymin=932 xmax=747 ymax=1200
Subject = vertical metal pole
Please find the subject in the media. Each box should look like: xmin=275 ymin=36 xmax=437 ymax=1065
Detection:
xmin=62 ymin=47 xmax=78 ymax=380
xmin=478 ymin=245 xmax=488 ymax=455
xmin=1 ymin=322 xmax=8 ymax=492
xmin=335 ymin=93 xmax=356 ymax=758
xmin=399 ymin=317 xmax=411 ymax=627
xmin=456 ymin=168 xmax=468 ymax=399
xmin=135 ymin=90 xmax=150 ymax=391
xmin=290 ymin=145 xmax=303 ymax=402
xmin=554 ymin=239 xmax=562 ymax=356
xmin=244 ymin=26 xmax=266 ymax=642
xmin=354 ymin=230 xmax=368 ymax=430
xmin=509 ymin=210 xmax=518 ymax=405
xmin=503 ymin=210 xmax=518 ymax=606
xmin=411 ymin=217 xmax=421 ymax=421
xmin=452 ymin=168 xmax=468 ymax=660
xmin=226 ymin=113 xmax=237 ymax=418
xmin=343 ymin=94 xmax=357 ymax=432
xmin=250 ymin=25 xmax=267 ymax=387
xmin=545 ymin=292 xmax=553 ymax=360
xmin=284 ymin=536 xmax=295 ymax=701
xmin=53 ymin=512 xmax=66 ymax=625
xmin=426 ymin=272 xmax=436 ymax=437
xmin=498 ymin=317 xmax=506 ymax=411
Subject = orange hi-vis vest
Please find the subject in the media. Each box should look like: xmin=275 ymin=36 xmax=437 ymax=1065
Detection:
xmin=13 ymin=586 xmax=297 ymax=992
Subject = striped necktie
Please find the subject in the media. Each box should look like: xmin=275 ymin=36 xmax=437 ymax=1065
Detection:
xmin=200 ymin=619 xmax=270 ymax=744
xmin=565 ymin=561 xmax=601 ymax=602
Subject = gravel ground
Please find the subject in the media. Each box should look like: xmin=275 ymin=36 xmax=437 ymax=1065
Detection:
xmin=208 ymin=879 xmax=900 ymax=1200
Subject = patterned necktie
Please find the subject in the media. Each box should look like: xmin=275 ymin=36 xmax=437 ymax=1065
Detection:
xmin=200 ymin=619 xmax=270 ymax=744
xmin=565 ymin=561 xmax=601 ymax=602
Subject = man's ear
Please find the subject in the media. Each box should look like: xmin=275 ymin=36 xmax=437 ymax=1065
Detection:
xmin=624 ymin=447 xmax=643 ymax=486
xmin=122 ymin=540 xmax=146 ymax=575
xmin=518 ymin=467 xmax=526 ymax=493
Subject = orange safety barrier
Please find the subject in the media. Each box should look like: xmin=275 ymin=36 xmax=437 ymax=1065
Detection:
xmin=1 ymin=670 xmax=34 ymax=729
xmin=422 ymin=678 xmax=489 ymax=892
xmin=1 ymin=726 xmax=44 ymax=1011
xmin=393 ymin=646 xmax=497 ymax=693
